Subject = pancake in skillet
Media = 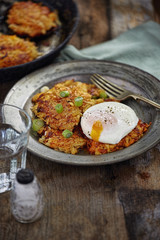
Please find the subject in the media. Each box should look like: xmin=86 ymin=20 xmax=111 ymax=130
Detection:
xmin=0 ymin=34 xmax=38 ymax=68
xmin=7 ymin=1 xmax=60 ymax=38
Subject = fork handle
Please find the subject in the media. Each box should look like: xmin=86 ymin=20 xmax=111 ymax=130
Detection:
xmin=131 ymin=94 xmax=160 ymax=109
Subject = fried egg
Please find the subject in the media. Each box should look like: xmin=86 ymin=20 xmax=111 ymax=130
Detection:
xmin=81 ymin=102 xmax=139 ymax=144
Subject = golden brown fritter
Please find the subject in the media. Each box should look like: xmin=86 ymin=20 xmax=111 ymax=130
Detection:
xmin=0 ymin=34 xmax=38 ymax=68
xmin=87 ymin=120 xmax=151 ymax=155
xmin=7 ymin=1 xmax=60 ymax=38
xmin=32 ymin=79 xmax=104 ymax=131
xmin=38 ymin=126 xmax=87 ymax=155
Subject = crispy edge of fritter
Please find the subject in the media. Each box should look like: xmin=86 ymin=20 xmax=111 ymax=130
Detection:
xmin=86 ymin=120 xmax=151 ymax=155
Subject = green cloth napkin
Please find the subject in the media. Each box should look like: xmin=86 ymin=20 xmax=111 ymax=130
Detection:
xmin=57 ymin=21 xmax=160 ymax=79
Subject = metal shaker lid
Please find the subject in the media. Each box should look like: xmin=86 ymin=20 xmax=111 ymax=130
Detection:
xmin=16 ymin=169 xmax=34 ymax=184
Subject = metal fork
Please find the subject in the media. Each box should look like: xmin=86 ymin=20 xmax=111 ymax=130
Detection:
xmin=90 ymin=74 xmax=160 ymax=109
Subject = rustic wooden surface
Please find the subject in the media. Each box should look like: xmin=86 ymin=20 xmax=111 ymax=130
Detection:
xmin=0 ymin=1 xmax=160 ymax=240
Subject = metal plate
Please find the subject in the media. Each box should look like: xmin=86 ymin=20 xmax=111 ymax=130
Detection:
xmin=4 ymin=60 xmax=160 ymax=165
xmin=0 ymin=0 xmax=79 ymax=81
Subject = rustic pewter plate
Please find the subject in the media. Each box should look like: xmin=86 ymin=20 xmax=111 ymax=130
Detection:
xmin=4 ymin=60 xmax=160 ymax=166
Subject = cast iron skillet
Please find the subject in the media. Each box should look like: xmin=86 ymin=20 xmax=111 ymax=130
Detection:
xmin=0 ymin=0 xmax=79 ymax=82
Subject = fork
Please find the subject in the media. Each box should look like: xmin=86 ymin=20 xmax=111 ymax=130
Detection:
xmin=90 ymin=74 xmax=160 ymax=109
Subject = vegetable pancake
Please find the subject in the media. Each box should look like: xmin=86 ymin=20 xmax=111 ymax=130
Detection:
xmin=0 ymin=34 xmax=38 ymax=68
xmin=7 ymin=1 xmax=60 ymax=38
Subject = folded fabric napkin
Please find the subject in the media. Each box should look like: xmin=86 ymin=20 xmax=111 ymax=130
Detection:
xmin=57 ymin=21 xmax=160 ymax=80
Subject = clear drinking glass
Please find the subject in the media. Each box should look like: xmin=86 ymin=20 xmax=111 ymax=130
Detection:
xmin=0 ymin=104 xmax=31 ymax=194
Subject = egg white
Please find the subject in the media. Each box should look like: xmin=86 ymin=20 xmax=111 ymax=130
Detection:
xmin=81 ymin=102 xmax=139 ymax=144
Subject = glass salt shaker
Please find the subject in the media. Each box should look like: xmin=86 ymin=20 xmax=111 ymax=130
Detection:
xmin=10 ymin=169 xmax=44 ymax=223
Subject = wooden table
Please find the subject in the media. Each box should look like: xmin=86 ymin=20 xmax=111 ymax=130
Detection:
xmin=0 ymin=1 xmax=160 ymax=239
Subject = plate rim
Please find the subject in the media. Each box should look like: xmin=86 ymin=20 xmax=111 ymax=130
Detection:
xmin=4 ymin=59 xmax=160 ymax=166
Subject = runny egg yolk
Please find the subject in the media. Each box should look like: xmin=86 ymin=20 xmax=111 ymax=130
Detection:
xmin=91 ymin=120 xmax=103 ymax=142
xmin=81 ymin=102 xmax=139 ymax=144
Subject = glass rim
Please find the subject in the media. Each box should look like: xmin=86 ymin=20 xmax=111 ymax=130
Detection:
xmin=0 ymin=103 xmax=31 ymax=139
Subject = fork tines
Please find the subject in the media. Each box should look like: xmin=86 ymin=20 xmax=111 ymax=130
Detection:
xmin=90 ymin=73 xmax=124 ymax=98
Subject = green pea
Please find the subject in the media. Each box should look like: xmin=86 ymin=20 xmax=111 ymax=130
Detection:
xmin=32 ymin=119 xmax=44 ymax=132
xmin=91 ymin=95 xmax=98 ymax=99
xmin=55 ymin=103 xmax=63 ymax=113
xmin=99 ymin=91 xmax=107 ymax=99
xmin=74 ymin=96 xmax=83 ymax=107
xmin=62 ymin=129 xmax=73 ymax=138
xmin=60 ymin=91 xmax=70 ymax=98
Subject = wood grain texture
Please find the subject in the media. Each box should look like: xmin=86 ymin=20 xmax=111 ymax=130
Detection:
xmin=110 ymin=0 xmax=154 ymax=38
xmin=0 ymin=0 xmax=160 ymax=240
xmin=69 ymin=0 xmax=110 ymax=49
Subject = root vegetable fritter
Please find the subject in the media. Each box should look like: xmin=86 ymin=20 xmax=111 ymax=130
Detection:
xmin=87 ymin=120 xmax=151 ymax=155
xmin=0 ymin=34 xmax=38 ymax=68
xmin=7 ymin=1 xmax=60 ymax=38
xmin=32 ymin=79 xmax=104 ymax=131
xmin=38 ymin=126 xmax=87 ymax=155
